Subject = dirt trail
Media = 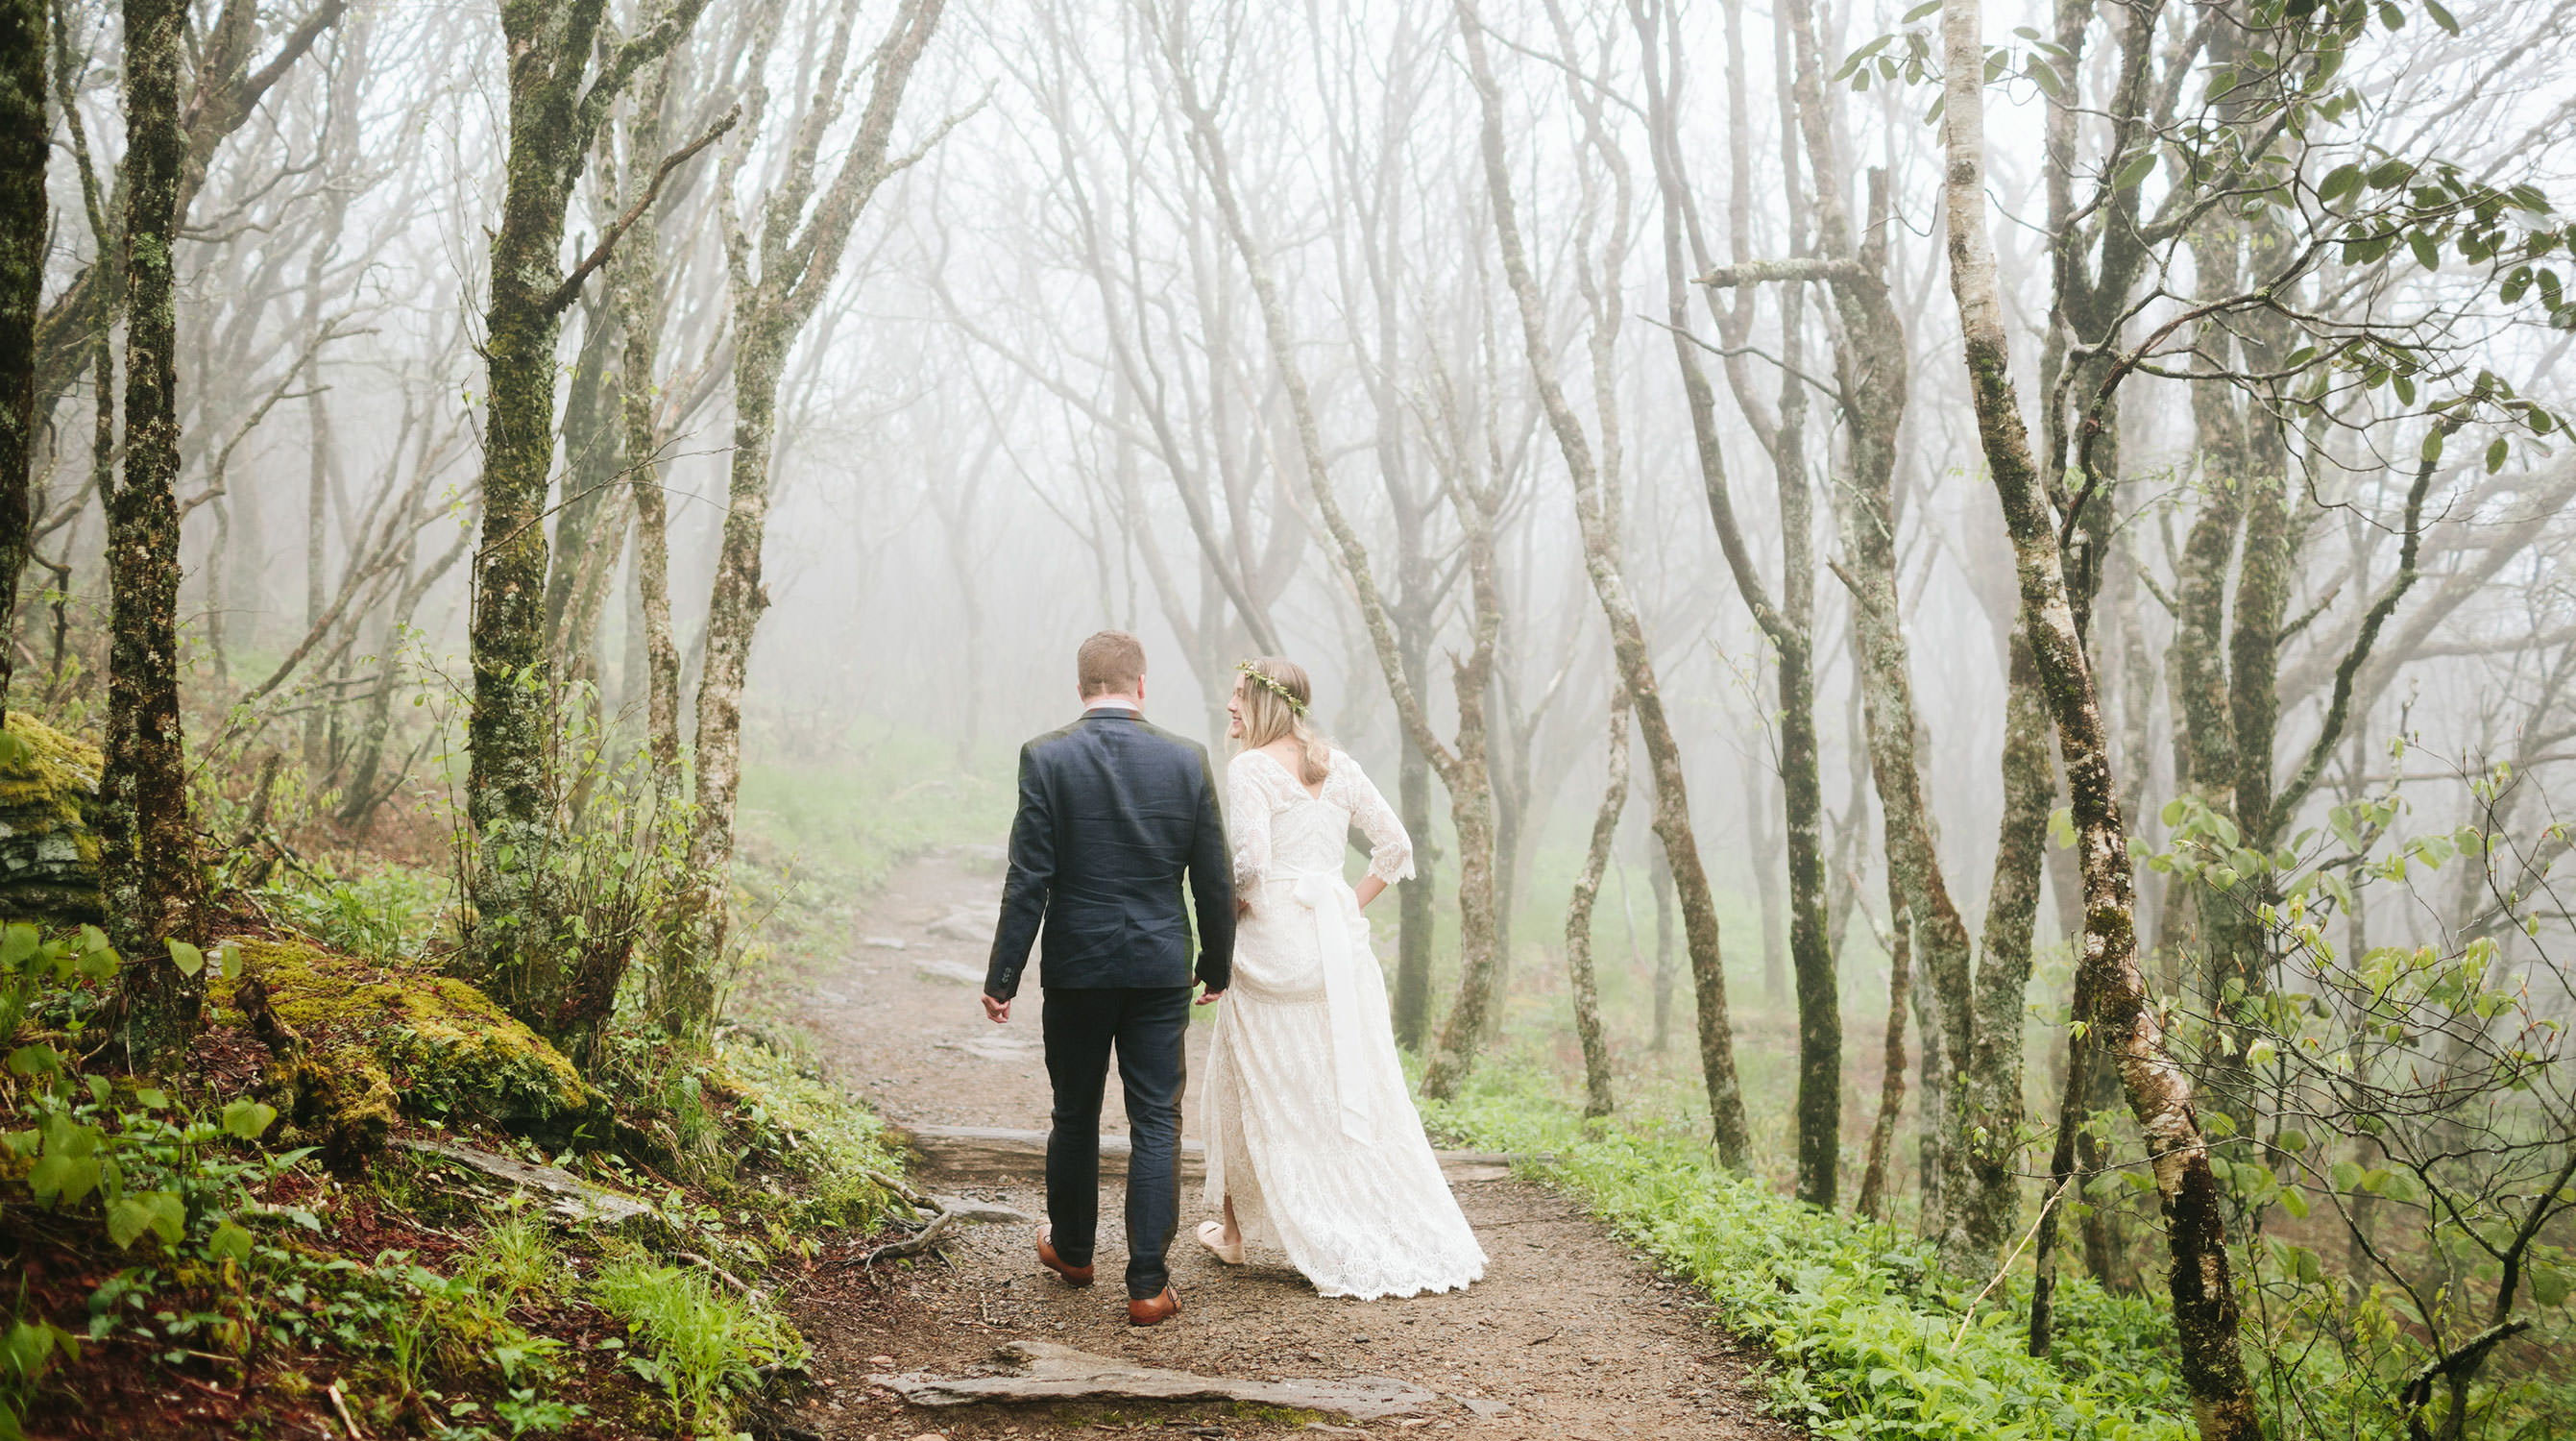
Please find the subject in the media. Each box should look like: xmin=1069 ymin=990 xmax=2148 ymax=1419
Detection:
xmin=774 ymin=847 xmax=1793 ymax=1440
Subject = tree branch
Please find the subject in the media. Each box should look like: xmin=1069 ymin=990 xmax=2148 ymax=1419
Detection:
xmin=547 ymin=102 xmax=741 ymax=315
xmin=1696 ymin=257 xmax=1865 ymax=288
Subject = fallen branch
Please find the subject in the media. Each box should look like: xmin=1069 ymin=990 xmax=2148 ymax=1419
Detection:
xmin=857 ymin=1208 xmax=960 ymax=1265
xmin=1953 ymin=1173 xmax=2072 ymax=1352
xmin=673 ymin=1249 xmax=766 ymax=1300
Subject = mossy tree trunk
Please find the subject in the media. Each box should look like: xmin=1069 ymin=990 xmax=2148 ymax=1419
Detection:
xmin=464 ymin=0 xmax=714 ymax=1033
xmin=1960 ymin=625 xmax=2051 ymax=1255
xmin=669 ymin=0 xmax=948 ymax=1033
xmin=0 ymin=0 xmax=39 ymax=720
xmin=1938 ymin=1 xmax=2260 ymax=1431
xmin=105 ymin=0 xmax=205 ymax=1067
xmin=1854 ymin=875 xmax=1912 ymax=1220
xmin=1453 ymin=0 xmax=1747 ymax=1164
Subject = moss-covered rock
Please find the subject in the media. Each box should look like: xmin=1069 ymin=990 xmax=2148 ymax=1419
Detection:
xmin=215 ymin=940 xmax=607 ymax=1143
xmin=0 ymin=716 xmax=105 ymax=922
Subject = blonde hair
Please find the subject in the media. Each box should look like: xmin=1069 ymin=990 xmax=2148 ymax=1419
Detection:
xmin=1236 ymin=657 xmax=1331 ymax=788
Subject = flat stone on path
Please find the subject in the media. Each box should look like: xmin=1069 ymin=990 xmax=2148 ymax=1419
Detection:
xmin=869 ymin=1338 xmax=1445 ymax=1420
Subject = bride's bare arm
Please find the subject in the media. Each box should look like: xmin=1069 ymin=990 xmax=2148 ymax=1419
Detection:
xmin=1354 ymin=875 xmax=1388 ymax=910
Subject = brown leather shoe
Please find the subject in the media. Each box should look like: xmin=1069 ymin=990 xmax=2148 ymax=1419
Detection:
xmin=1036 ymin=1226 xmax=1093 ymax=1287
xmin=1127 ymin=1285 xmax=1180 ymax=1327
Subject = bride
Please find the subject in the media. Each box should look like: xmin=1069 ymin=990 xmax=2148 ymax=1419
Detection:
xmin=1196 ymin=656 xmax=1486 ymax=1299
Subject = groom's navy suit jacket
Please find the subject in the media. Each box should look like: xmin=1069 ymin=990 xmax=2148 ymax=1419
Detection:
xmin=983 ymin=707 xmax=1235 ymax=1001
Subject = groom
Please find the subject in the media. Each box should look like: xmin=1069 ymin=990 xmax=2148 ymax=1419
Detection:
xmin=982 ymin=630 xmax=1234 ymax=1326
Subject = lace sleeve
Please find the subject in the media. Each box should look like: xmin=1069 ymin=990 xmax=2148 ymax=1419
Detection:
xmin=1227 ymin=752 xmax=1275 ymax=891
xmin=1338 ymin=752 xmax=1416 ymax=885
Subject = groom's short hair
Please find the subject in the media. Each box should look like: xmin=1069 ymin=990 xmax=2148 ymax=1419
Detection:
xmin=1077 ymin=630 xmax=1147 ymax=697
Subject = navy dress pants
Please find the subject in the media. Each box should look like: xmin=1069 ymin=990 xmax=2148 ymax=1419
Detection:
xmin=1040 ymin=986 xmax=1191 ymax=1299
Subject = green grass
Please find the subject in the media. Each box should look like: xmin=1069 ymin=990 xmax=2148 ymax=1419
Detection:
xmin=1421 ymin=1064 xmax=2196 ymax=1441
xmin=592 ymin=1258 xmax=800 ymax=1438
xmin=735 ymin=717 xmax=1013 ymax=891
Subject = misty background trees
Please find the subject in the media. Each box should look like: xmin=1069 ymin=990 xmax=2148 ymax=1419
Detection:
xmin=5 ymin=0 xmax=2575 ymax=1432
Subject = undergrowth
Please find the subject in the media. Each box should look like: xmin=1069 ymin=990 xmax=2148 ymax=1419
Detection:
xmin=1422 ymin=1063 xmax=2196 ymax=1441
xmin=592 ymin=1258 xmax=800 ymax=1437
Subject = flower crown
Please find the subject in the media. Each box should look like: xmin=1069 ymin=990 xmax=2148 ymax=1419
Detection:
xmin=1235 ymin=660 xmax=1307 ymax=717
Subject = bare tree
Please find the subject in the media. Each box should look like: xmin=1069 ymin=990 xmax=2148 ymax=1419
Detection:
xmin=669 ymin=0 xmax=951 ymax=1033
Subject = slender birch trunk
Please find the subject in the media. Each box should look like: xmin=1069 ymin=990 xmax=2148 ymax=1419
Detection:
xmin=1633 ymin=0 xmax=1834 ymax=1201
xmin=106 ymin=0 xmax=204 ymax=1066
xmin=1939 ymin=1 xmax=2259 ymax=1430
xmin=1453 ymin=0 xmax=1746 ymax=1164
xmin=1563 ymin=681 xmax=1629 ymax=1118
xmin=673 ymin=0 xmax=946 ymax=1032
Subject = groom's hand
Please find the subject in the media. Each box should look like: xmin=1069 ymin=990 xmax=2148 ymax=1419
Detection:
xmin=1195 ymin=988 xmax=1224 ymax=1007
xmin=982 ymin=993 xmax=1011 ymax=1023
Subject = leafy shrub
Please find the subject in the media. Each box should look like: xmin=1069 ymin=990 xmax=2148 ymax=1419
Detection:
xmin=260 ymin=865 xmax=451 ymax=965
xmin=592 ymin=1258 xmax=799 ymax=1436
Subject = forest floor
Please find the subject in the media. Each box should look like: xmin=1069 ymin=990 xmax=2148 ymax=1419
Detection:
xmin=761 ymin=846 xmax=1799 ymax=1441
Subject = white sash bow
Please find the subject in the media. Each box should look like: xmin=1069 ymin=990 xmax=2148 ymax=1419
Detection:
xmin=1280 ymin=866 xmax=1376 ymax=1144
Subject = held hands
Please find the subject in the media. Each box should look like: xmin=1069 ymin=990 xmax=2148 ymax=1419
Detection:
xmin=1196 ymin=986 xmax=1225 ymax=1007
xmin=982 ymin=993 xmax=1011 ymax=1024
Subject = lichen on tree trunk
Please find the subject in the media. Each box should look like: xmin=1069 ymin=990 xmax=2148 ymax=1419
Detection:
xmin=1939 ymin=0 xmax=2260 ymax=1431
xmin=1956 ymin=625 xmax=2051 ymax=1260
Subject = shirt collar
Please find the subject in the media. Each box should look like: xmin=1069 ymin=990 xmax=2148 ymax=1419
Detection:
xmin=1083 ymin=696 xmax=1142 ymax=717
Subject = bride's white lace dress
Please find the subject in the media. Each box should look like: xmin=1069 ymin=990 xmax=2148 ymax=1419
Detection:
xmin=1201 ymin=747 xmax=1486 ymax=1300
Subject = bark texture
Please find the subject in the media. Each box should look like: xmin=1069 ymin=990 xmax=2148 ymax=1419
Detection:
xmin=105 ymin=0 xmax=205 ymax=1066
xmin=1855 ymin=876 xmax=1912 ymax=1220
xmin=1938 ymin=3 xmax=2260 ymax=1431
xmin=1956 ymin=625 xmax=2050 ymax=1258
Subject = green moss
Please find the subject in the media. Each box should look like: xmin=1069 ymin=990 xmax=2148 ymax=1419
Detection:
xmin=217 ymin=940 xmax=604 ymax=1139
xmin=0 ymin=715 xmax=105 ymax=922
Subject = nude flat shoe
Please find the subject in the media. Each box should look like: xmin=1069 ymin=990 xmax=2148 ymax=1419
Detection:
xmin=1196 ymin=1219 xmax=1245 ymax=1266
